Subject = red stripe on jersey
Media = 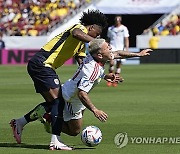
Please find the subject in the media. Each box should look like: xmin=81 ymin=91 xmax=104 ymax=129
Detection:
xmin=89 ymin=63 xmax=99 ymax=81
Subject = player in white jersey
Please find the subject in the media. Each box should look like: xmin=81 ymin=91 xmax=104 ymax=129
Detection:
xmin=10 ymin=38 xmax=152 ymax=150
xmin=62 ymin=53 xmax=109 ymax=136
xmin=107 ymin=16 xmax=129 ymax=87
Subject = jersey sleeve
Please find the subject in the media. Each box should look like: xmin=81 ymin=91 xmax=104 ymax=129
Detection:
xmin=107 ymin=27 xmax=111 ymax=38
xmin=124 ymin=26 xmax=130 ymax=37
xmin=70 ymin=24 xmax=88 ymax=34
xmin=75 ymin=43 xmax=86 ymax=57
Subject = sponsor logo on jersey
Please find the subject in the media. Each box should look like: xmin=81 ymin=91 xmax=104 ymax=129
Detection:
xmin=54 ymin=79 xmax=59 ymax=85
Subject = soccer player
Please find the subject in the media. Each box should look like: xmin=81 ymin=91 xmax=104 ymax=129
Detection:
xmin=10 ymin=10 xmax=108 ymax=150
xmin=107 ymin=16 xmax=129 ymax=87
xmin=10 ymin=38 xmax=152 ymax=150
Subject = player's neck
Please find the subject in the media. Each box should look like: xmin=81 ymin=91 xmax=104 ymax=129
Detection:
xmin=115 ymin=23 xmax=121 ymax=27
xmin=97 ymin=61 xmax=105 ymax=66
xmin=91 ymin=55 xmax=105 ymax=66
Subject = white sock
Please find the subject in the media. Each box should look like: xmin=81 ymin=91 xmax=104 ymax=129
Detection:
xmin=51 ymin=134 xmax=61 ymax=143
xmin=50 ymin=134 xmax=67 ymax=146
xmin=18 ymin=117 xmax=28 ymax=127
xmin=116 ymin=68 xmax=121 ymax=74
xmin=109 ymin=66 xmax=114 ymax=72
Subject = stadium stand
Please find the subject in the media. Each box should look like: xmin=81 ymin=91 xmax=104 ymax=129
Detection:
xmin=143 ymin=6 xmax=180 ymax=36
xmin=0 ymin=0 xmax=93 ymax=36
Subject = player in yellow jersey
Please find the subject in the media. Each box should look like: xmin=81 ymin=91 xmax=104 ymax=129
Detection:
xmin=149 ymin=31 xmax=160 ymax=49
xmin=10 ymin=10 xmax=108 ymax=150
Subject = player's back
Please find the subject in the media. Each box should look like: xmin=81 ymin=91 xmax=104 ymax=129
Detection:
xmin=41 ymin=24 xmax=88 ymax=69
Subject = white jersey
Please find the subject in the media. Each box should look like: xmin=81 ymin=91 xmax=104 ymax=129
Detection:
xmin=107 ymin=25 xmax=129 ymax=51
xmin=62 ymin=54 xmax=105 ymax=121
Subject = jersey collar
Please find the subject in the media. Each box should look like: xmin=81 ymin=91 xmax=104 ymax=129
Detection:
xmin=89 ymin=54 xmax=105 ymax=67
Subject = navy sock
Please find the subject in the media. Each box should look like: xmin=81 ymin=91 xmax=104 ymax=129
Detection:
xmin=51 ymin=96 xmax=65 ymax=136
xmin=24 ymin=102 xmax=51 ymax=123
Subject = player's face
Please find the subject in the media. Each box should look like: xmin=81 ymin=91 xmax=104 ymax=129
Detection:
xmin=88 ymin=25 xmax=102 ymax=38
xmin=115 ymin=16 xmax=121 ymax=25
xmin=99 ymin=42 xmax=113 ymax=62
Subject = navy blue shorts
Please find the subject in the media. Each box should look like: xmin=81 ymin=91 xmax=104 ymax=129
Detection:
xmin=27 ymin=52 xmax=60 ymax=93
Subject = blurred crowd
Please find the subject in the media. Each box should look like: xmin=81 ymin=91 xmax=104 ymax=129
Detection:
xmin=144 ymin=14 xmax=180 ymax=36
xmin=0 ymin=0 xmax=91 ymax=36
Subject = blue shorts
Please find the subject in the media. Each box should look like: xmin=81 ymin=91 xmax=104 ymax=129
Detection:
xmin=27 ymin=52 xmax=60 ymax=93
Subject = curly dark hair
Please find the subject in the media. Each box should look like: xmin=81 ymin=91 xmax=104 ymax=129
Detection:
xmin=79 ymin=9 xmax=108 ymax=29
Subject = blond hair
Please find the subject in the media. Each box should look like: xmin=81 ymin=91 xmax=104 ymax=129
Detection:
xmin=88 ymin=39 xmax=105 ymax=54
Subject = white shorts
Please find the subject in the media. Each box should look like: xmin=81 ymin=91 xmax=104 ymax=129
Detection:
xmin=63 ymin=99 xmax=86 ymax=122
xmin=111 ymin=46 xmax=126 ymax=63
xmin=113 ymin=58 xmax=126 ymax=63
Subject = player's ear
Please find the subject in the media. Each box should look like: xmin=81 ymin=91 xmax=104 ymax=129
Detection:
xmin=89 ymin=25 xmax=94 ymax=31
xmin=97 ymin=53 xmax=103 ymax=59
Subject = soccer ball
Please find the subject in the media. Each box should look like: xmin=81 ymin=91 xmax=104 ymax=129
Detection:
xmin=81 ymin=126 xmax=102 ymax=147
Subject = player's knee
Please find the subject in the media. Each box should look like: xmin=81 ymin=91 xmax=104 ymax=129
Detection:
xmin=70 ymin=128 xmax=81 ymax=136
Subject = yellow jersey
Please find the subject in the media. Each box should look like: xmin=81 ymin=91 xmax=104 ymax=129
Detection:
xmin=42 ymin=24 xmax=88 ymax=69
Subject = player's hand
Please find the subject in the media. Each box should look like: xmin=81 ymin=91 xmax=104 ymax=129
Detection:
xmin=104 ymin=73 xmax=120 ymax=83
xmin=138 ymin=49 xmax=153 ymax=57
xmin=92 ymin=108 xmax=108 ymax=122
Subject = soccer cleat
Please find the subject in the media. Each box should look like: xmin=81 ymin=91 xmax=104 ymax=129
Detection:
xmin=119 ymin=77 xmax=124 ymax=82
xmin=49 ymin=141 xmax=73 ymax=150
xmin=106 ymin=81 xmax=112 ymax=87
xmin=112 ymin=82 xmax=118 ymax=87
xmin=10 ymin=119 xmax=23 ymax=144
xmin=119 ymin=74 xmax=124 ymax=82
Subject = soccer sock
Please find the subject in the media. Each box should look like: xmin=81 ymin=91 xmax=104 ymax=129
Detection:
xmin=17 ymin=116 xmax=28 ymax=128
xmin=51 ymin=96 xmax=65 ymax=136
xmin=51 ymin=134 xmax=61 ymax=143
xmin=109 ymin=66 xmax=114 ymax=73
xmin=24 ymin=102 xmax=51 ymax=123
xmin=116 ymin=68 xmax=121 ymax=74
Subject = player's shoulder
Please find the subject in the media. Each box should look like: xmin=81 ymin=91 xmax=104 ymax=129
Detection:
xmin=108 ymin=25 xmax=115 ymax=30
xmin=120 ymin=24 xmax=128 ymax=29
xmin=84 ymin=54 xmax=95 ymax=65
xmin=72 ymin=23 xmax=87 ymax=33
xmin=83 ymin=55 xmax=99 ymax=69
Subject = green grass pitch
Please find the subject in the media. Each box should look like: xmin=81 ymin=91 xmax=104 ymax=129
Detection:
xmin=0 ymin=64 xmax=180 ymax=154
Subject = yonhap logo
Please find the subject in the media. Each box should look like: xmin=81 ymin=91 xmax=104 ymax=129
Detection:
xmin=114 ymin=132 xmax=128 ymax=148
xmin=114 ymin=132 xmax=180 ymax=148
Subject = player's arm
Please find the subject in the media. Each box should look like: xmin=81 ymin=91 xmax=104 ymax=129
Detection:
xmin=72 ymin=28 xmax=94 ymax=42
xmin=124 ymin=37 xmax=129 ymax=51
xmin=113 ymin=48 xmax=153 ymax=59
xmin=74 ymin=56 xmax=85 ymax=65
xmin=78 ymin=89 xmax=108 ymax=122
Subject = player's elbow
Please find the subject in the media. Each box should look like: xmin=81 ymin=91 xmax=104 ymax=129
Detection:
xmin=78 ymin=90 xmax=84 ymax=100
xmin=72 ymin=29 xmax=82 ymax=38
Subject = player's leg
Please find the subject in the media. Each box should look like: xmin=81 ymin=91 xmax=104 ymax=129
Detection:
xmin=40 ymin=87 xmax=72 ymax=150
xmin=107 ymin=59 xmax=115 ymax=87
xmin=116 ymin=60 xmax=124 ymax=82
xmin=10 ymin=63 xmax=56 ymax=144
xmin=61 ymin=102 xmax=85 ymax=136
xmin=9 ymin=91 xmax=57 ymax=144
xmin=112 ymin=60 xmax=124 ymax=87
xmin=9 ymin=101 xmax=51 ymax=144
xmin=62 ymin=118 xmax=83 ymax=136
xmin=26 ymin=62 xmax=72 ymax=150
